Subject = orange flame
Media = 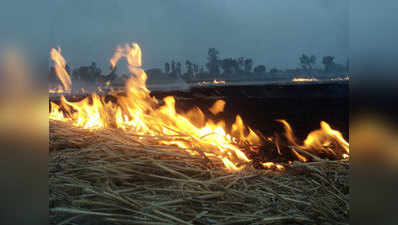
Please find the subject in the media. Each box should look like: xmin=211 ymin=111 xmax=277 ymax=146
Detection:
xmin=277 ymin=120 xmax=349 ymax=160
xmin=198 ymin=80 xmax=226 ymax=86
xmin=50 ymin=47 xmax=72 ymax=93
xmin=261 ymin=162 xmax=285 ymax=171
xmin=292 ymin=78 xmax=318 ymax=82
xmin=209 ymin=100 xmax=226 ymax=115
xmin=303 ymin=121 xmax=349 ymax=154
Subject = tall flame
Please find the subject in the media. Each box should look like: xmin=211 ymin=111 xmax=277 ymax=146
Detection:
xmin=50 ymin=47 xmax=72 ymax=93
xmin=209 ymin=100 xmax=226 ymax=115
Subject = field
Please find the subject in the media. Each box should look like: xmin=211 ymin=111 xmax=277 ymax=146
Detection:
xmin=49 ymin=82 xmax=349 ymax=225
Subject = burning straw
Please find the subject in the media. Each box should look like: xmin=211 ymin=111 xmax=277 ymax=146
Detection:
xmin=50 ymin=120 xmax=349 ymax=225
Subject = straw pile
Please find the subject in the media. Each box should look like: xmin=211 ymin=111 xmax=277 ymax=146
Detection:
xmin=49 ymin=120 xmax=349 ymax=225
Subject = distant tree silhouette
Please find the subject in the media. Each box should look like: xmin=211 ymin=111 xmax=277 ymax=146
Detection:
xmin=90 ymin=62 xmax=102 ymax=78
xmin=185 ymin=60 xmax=193 ymax=76
xmin=164 ymin=62 xmax=170 ymax=74
xmin=270 ymin=67 xmax=278 ymax=74
xmin=71 ymin=68 xmax=79 ymax=81
xmin=299 ymin=54 xmax=316 ymax=71
xmin=244 ymin=58 xmax=253 ymax=73
xmin=322 ymin=56 xmax=335 ymax=72
xmin=237 ymin=57 xmax=245 ymax=73
xmin=65 ymin=64 xmax=71 ymax=75
xmin=107 ymin=65 xmax=117 ymax=81
xmin=220 ymin=58 xmax=234 ymax=75
xmin=171 ymin=61 xmax=176 ymax=74
xmin=254 ymin=65 xmax=266 ymax=74
xmin=146 ymin=68 xmax=163 ymax=79
xmin=231 ymin=59 xmax=239 ymax=74
xmin=206 ymin=48 xmax=220 ymax=75
xmin=70 ymin=62 xmax=102 ymax=83
xmin=176 ymin=62 xmax=182 ymax=76
xmin=199 ymin=66 xmax=204 ymax=74
xmin=193 ymin=64 xmax=199 ymax=75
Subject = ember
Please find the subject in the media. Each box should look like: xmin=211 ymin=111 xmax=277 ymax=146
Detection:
xmin=292 ymin=77 xmax=319 ymax=82
xmin=197 ymin=79 xmax=226 ymax=86
xmin=49 ymin=42 xmax=349 ymax=172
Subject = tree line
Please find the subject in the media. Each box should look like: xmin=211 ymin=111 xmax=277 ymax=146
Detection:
xmin=162 ymin=48 xmax=348 ymax=81
xmin=49 ymin=48 xmax=349 ymax=85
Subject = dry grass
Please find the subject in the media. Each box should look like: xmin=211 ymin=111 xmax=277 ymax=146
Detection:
xmin=49 ymin=120 xmax=349 ymax=225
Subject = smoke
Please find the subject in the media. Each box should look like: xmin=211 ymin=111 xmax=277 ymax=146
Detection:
xmin=49 ymin=0 xmax=349 ymax=71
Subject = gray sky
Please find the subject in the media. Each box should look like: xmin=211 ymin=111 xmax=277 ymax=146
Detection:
xmin=6 ymin=0 xmax=349 ymax=74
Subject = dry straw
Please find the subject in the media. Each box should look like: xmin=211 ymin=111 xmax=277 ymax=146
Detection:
xmin=50 ymin=120 xmax=349 ymax=225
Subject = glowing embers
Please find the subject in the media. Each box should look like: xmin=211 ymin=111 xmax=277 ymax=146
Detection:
xmin=197 ymin=80 xmax=226 ymax=86
xmin=291 ymin=78 xmax=318 ymax=82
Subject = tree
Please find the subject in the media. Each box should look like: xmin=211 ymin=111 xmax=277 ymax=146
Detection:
xmin=107 ymin=65 xmax=117 ymax=81
xmin=70 ymin=62 xmax=102 ymax=84
xmin=199 ymin=66 xmax=204 ymax=74
xmin=185 ymin=60 xmax=193 ymax=76
xmin=237 ymin=57 xmax=245 ymax=73
xmin=220 ymin=58 xmax=234 ymax=75
xmin=193 ymin=64 xmax=199 ymax=75
xmin=171 ymin=60 xmax=176 ymax=74
xmin=164 ymin=62 xmax=170 ymax=74
xmin=71 ymin=68 xmax=80 ymax=81
xmin=65 ymin=64 xmax=71 ymax=75
xmin=146 ymin=68 xmax=163 ymax=79
xmin=254 ymin=65 xmax=266 ymax=74
xmin=206 ymin=48 xmax=220 ymax=75
xmin=89 ymin=62 xmax=102 ymax=79
xmin=244 ymin=58 xmax=253 ymax=73
xmin=176 ymin=62 xmax=182 ymax=76
xmin=74 ymin=66 xmax=91 ymax=82
xmin=231 ymin=59 xmax=239 ymax=74
xmin=299 ymin=54 xmax=316 ymax=71
xmin=322 ymin=56 xmax=335 ymax=72
xmin=299 ymin=54 xmax=309 ymax=70
xmin=270 ymin=68 xmax=278 ymax=74
xmin=310 ymin=55 xmax=316 ymax=70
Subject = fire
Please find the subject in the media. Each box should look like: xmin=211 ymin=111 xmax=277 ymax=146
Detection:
xmin=261 ymin=162 xmax=285 ymax=171
xmin=331 ymin=76 xmax=350 ymax=81
xmin=292 ymin=78 xmax=318 ymax=82
xmin=49 ymin=85 xmax=64 ymax=94
xmin=303 ymin=121 xmax=350 ymax=154
xmin=49 ymin=102 xmax=69 ymax=121
xmin=213 ymin=80 xmax=226 ymax=84
xmin=277 ymin=119 xmax=349 ymax=160
xmin=197 ymin=80 xmax=226 ymax=86
xmin=49 ymin=42 xmax=349 ymax=172
xmin=50 ymin=47 xmax=72 ymax=93
xmin=209 ymin=100 xmax=226 ymax=115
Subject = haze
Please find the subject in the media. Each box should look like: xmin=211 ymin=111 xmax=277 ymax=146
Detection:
xmin=47 ymin=0 xmax=349 ymax=73
xmin=0 ymin=0 xmax=348 ymax=74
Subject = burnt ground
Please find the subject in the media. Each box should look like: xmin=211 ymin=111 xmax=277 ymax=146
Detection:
xmin=152 ymin=81 xmax=349 ymax=142
xmin=50 ymin=81 xmax=349 ymax=141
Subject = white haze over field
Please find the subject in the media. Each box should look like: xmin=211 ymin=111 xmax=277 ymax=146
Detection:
xmin=46 ymin=0 xmax=348 ymax=75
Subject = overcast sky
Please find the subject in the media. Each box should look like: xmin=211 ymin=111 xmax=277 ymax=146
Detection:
xmin=2 ymin=0 xmax=349 ymax=74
